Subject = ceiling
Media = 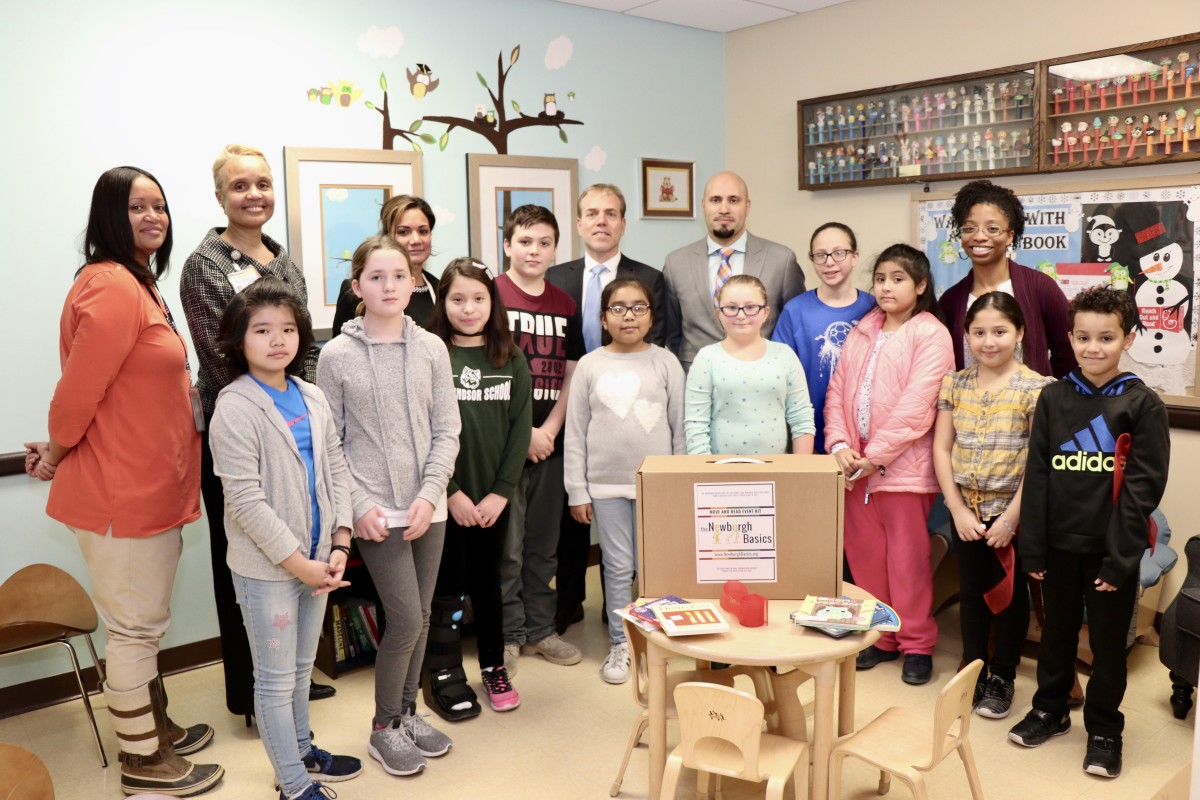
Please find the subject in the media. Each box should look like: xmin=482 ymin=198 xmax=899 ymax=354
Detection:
xmin=549 ymin=0 xmax=854 ymax=33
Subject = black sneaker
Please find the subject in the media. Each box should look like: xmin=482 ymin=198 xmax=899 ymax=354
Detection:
xmin=976 ymin=675 xmax=1015 ymax=719
xmin=303 ymin=744 xmax=362 ymax=782
xmin=279 ymin=782 xmax=338 ymax=800
xmin=1083 ymin=735 xmax=1122 ymax=778
xmin=856 ymin=645 xmax=900 ymax=670
xmin=901 ymin=654 xmax=933 ymax=685
xmin=1008 ymin=709 xmax=1071 ymax=747
xmin=972 ymin=678 xmax=987 ymax=709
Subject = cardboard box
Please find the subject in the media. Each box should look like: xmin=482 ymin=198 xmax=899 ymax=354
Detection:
xmin=636 ymin=455 xmax=844 ymax=601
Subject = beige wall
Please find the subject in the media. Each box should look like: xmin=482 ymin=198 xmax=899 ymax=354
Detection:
xmin=726 ymin=2 xmax=1200 ymax=609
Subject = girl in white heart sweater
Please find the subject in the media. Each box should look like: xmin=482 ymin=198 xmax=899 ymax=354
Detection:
xmin=563 ymin=278 xmax=686 ymax=685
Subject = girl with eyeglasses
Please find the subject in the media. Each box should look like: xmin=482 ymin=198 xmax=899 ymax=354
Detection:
xmin=684 ymin=274 xmax=815 ymax=456
xmin=938 ymin=180 xmax=1073 ymax=378
xmin=564 ymin=278 xmax=686 ymax=685
xmin=773 ymin=222 xmax=876 ymax=455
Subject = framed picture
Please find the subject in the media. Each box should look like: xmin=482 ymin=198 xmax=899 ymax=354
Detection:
xmin=640 ymin=158 xmax=694 ymax=219
xmin=283 ymin=147 xmax=422 ymax=332
xmin=467 ymin=153 xmax=578 ymax=275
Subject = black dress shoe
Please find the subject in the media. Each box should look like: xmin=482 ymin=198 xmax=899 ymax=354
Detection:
xmin=310 ymin=680 xmax=337 ymax=701
xmin=855 ymin=644 xmax=900 ymax=670
xmin=901 ymin=654 xmax=933 ymax=685
xmin=554 ymin=604 xmax=584 ymax=636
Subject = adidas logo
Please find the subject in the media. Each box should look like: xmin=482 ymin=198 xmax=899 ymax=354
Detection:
xmin=1052 ymin=414 xmax=1116 ymax=472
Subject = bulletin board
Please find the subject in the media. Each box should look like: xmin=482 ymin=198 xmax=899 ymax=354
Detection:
xmin=912 ymin=175 xmax=1200 ymax=418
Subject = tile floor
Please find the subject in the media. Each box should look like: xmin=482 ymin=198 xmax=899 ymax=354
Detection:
xmin=1 ymin=569 xmax=1192 ymax=799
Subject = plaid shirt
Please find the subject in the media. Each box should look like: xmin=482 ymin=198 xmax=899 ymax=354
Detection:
xmin=937 ymin=364 xmax=1052 ymax=518
xmin=180 ymin=228 xmax=319 ymax=417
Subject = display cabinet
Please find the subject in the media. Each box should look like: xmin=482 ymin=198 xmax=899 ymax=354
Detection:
xmin=1040 ymin=33 xmax=1200 ymax=173
xmin=797 ymin=65 xmax=1038 ymax=190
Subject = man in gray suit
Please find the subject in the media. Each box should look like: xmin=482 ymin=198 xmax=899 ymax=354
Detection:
xmin=663 ymin=171 xmax=805 ymax=368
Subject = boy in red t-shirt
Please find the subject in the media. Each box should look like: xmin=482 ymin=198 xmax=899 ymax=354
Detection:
xmin=495 ymin=205 xmax=585 ymax=673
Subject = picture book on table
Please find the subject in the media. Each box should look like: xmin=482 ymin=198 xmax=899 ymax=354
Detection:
xmin=790 ymin=595 xmax=877 ymax=631
xmin=615 ymin=595 xmax=689 ymax=632
xmin=652 ymin=602 xmax=730 ymax=636
xmin=791 ymin=599 xmax=901 ymax=638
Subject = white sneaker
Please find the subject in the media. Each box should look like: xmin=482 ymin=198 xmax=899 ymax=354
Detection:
xmin=601 ymin=642 xmax=631 ymax=684
xmin=504 ymin=643 xmax=520 ymax=676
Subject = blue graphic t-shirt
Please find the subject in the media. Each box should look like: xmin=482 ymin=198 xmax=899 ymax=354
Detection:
xmin=772 ymin=289 xmax=876 ymax=454
xmin=252 ymin=376 xmax=320 ymax=558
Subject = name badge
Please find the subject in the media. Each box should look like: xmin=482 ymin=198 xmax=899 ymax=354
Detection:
xmin=228 ymin=266 xmax=261 ymax=294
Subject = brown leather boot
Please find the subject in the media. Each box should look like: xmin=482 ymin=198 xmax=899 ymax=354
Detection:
xmin=105 ymin=679 xmax=224 ymax=797
xmin=153 ymin=674 xmax=214 ymax=756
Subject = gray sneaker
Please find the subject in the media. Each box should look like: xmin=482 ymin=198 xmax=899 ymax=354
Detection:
xmin=368 ymin=721 xmax=426 ymax=776
xmin=504 ymin=643 xmax=520 ymax=676
xmin=522 ymin=633 xmax=582 ymax=665
xmin=402 ymin=710 xmax=452 ymax=757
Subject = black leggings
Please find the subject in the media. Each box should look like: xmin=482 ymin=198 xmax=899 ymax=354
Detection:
xmin=435 ymin=510 xmax=508 ymax=670
xmin=956 ymin=519 xmax=1029 ymax=681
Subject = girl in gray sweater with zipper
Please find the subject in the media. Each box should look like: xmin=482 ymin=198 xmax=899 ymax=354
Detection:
xmin=316 ymin=236 xmax=461 ymax=778
xmin=209 ymin=279 xmax=361 ymax=800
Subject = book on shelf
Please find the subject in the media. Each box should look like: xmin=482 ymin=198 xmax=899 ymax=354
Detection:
xmin=790 ymin=597 xmax=900 ymax=637
xmin=790 ymin=595 xmax=876 ymax=631
xmin=347 ymin=604 xmax=367 ymax=654
xmin=615 ymin=595 xmax=688 ymax=633
xmin=362 ymin=602 xmax=381 ymax=645
xmin=651 ymin=602 xmax=730 ymax=636
xmin=331 ymin=604 xmax=346 ymax=662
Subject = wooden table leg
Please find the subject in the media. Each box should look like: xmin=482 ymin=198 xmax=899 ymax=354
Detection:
xmin=838 ymin=655 xmax=857 ymax=735
xmin=810 ymin=662 xmax=835 ymax=800
xmin=768 ymin=668 xmax=811 ymax=741
xmin=647 ymin=638 xmax=668 ymax=800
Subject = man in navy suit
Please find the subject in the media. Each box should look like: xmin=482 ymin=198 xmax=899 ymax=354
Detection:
xmin=663 ymin=171 xmax=805 ymax=369
xmin=546 ymin=184 xmax=666 ymax=349
xmin=544 ymin=183 xmax=665 ymax=636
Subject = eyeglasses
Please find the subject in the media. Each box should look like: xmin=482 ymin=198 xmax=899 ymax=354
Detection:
xmin=809 ymin=249 xmax=856 ymax=265
xmin=718 ymin=304 xmax=765 ymax=318
xmin=606 ymin=304 xmax=650 ymax=317
xmin=959 ymin=225 xmax=1010 ymax=237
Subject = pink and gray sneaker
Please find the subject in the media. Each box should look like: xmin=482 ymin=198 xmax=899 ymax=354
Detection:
xmin=481 ymin=666 xmax=520 ymax=711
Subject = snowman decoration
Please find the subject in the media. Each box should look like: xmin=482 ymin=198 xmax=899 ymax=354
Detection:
xmin=1130 ymin=228 xmax=1191 ymax=365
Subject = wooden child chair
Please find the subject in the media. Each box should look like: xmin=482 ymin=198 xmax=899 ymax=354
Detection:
xmin=827 ymin=659 xmax=985 ymax=799
xmin=611 ymin=619 xmax=739 ymax=796
xmin=660 ymin=681 xmax=809 ymax=800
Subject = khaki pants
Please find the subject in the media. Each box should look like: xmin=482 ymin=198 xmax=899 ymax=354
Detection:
xmin=72 ymin=526 xmax=183 ymax=691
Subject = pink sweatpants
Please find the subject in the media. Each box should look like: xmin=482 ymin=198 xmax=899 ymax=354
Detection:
xmin=843 ymin=487 xmax=937 ymax=654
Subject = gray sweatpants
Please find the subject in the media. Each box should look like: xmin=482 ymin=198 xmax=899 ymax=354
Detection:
xmin=500 ymin=457 xmax=564 ymax=645
xmin=358 ymin=521 xmax=446 ymax=726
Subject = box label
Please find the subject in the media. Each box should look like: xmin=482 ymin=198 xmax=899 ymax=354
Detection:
xmin=693 ymin=481 xmax=777 ymax=582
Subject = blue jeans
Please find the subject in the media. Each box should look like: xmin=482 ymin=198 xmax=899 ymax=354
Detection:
xmin=232 ymin=572 xmax=326 ymax=798
xmin=594 ymin=497 xmax=637 ymax=645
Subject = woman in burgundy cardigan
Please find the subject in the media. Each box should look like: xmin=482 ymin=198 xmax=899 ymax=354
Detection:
xmin=938 ymin=180 xmax=1074 ymax=378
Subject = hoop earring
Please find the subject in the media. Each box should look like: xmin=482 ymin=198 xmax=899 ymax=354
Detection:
xmin=958 ymin=248 xmax=969 ymax=260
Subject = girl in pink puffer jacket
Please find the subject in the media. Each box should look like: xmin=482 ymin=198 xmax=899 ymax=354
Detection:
xmin=825 ymin=243 xmax=954 ymax=687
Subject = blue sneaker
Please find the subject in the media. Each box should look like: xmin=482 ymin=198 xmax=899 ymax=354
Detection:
xmin=279 ymin=781 xmax=338 ymax=800
xmin=303 ymin=744 xmax=362 ymax=782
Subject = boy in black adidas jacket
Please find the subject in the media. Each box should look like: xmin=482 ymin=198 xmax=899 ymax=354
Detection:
xmin=1006 ymin=287 xmax=1169 ymax=778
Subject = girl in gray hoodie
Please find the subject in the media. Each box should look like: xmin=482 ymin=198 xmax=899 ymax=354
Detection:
xmin=209 ymin=279 xmax=361 ymax=800
xmin=316 ymin=236 xmax=461 ymax=778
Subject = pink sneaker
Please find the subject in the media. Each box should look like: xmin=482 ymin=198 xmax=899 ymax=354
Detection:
xmin=481 ymin=666 xmax=520 ymax=711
